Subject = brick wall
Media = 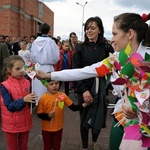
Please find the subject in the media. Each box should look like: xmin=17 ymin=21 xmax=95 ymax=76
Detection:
xmin=0 ymin=0 xmax=54 ymax=41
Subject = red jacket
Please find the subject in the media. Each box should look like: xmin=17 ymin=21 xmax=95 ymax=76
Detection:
xmin=1 ymin=76 xmax=32 ymax=133
xmin=54 ymin=49 xmax=74 ymax=71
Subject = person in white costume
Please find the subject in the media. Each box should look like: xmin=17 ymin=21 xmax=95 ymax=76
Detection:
xmin=31 ymin=23 xmax=60 ymax=106
xmin=36 ymin=13 xmax=150 ymax=150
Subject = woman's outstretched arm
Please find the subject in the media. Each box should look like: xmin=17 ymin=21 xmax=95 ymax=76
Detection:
xmin=36 ymin=51 xmax=117 ymax=81
xmin=36 ymin=61 xmax=103 ymax=81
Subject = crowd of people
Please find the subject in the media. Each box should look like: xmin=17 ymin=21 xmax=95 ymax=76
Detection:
xmin=1 ymin=12 xmax=150 ymax=150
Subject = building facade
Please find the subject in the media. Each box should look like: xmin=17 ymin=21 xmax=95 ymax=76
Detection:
xmin=0 ymin=0 xmax=54 ymax=40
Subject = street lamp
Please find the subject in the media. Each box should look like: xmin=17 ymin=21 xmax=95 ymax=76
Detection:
xmin=76 ymin=1 xmax=88 ymax=41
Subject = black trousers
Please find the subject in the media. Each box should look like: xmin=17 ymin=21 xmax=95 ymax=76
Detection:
xmin=59 ymin=81 xmax=69 ymax=96
xmin=77 ymin=95 xmax=100 ymax=149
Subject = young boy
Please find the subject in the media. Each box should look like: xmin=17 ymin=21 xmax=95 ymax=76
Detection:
xmin=37 ymin=79 xmax=91 ymax=150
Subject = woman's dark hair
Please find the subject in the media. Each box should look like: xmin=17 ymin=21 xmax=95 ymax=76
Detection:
xmin=2 ymin=55 xmax=24 ymax=80
xmin=40 ymin=23 xmax=50 ymax=34
xmin=52 ymin=37 xmax=58 ymax=44
xmin=69 ymin=32 xmax=76 ymax=39
xmin=30 ymin=35 xmax=36 ymax=39
xmin=114 ymin=13 xmax=150 ymax=46
xmin=144 ymin=27 xmax=150 ymax=47
xmin=69 ymin=32 xmax=77 ymax=50
xmin=83 ymin=16 xmax=104 ymax=43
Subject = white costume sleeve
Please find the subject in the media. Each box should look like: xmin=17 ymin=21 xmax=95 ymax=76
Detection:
xmin=51 ymin=61 xmax=102 ymax=81
xmin=51 ymin=51 xmax=120 ymax=81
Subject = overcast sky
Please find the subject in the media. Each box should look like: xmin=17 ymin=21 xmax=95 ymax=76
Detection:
xmin=43 ymin=0 xmax=150 ymax=41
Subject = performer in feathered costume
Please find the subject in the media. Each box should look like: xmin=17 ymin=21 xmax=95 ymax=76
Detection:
xmin=36 ymin=13 xmax=150 ymax=150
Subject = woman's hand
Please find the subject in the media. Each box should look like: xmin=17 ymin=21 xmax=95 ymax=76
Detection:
xmin=36 ymin=70 xmax=51 ymax=80
xmin=83 ymin=90 xmax=93 ymax=103
xmin=24 ymin=92 xmax=38 ymax=103
xmin=122 ymin=104 xmax=137 ymax=119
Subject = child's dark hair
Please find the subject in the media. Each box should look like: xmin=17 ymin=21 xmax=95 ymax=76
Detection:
xmin=2 ymin=55 xmax=24 ymax=80
xmin=46 ymin=79 xmax=60 ymax=85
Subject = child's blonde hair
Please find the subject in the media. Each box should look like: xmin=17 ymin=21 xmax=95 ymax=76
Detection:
xmin=61 ymin=40 xmax=69 ymax=46
xmin=2 ymin=55 xmax=24 ymax=80
xmin=20 ymin=41 xmax=27 ymax=46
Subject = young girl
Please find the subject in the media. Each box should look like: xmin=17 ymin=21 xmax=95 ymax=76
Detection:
xmin=37 ymin=79 xmax=90 ymax=150
xmin=18 ymin=41 xmax=31 ymax=66
xmin=54 ymin=40 xmax=74 ymax=95
xmin=36 ymin=12 xmax=150 ymax=150
xmin=1 ymin=55 xmax=37 ymax=150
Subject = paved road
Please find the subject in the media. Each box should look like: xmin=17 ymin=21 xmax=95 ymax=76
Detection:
xmin=0 ymin=90 xmax=115 ymax=150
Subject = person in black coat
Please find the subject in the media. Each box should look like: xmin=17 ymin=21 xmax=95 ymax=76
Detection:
xmin=72 ymin=16 xmax=114 ymax=150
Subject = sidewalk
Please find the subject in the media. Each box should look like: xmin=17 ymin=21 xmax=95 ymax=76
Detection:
xmin=0 ymin=90 xmax=115 ymax=150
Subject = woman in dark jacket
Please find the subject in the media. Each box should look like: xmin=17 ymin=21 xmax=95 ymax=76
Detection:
xmin=72 ymin=16 xmax=114 ymax=150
